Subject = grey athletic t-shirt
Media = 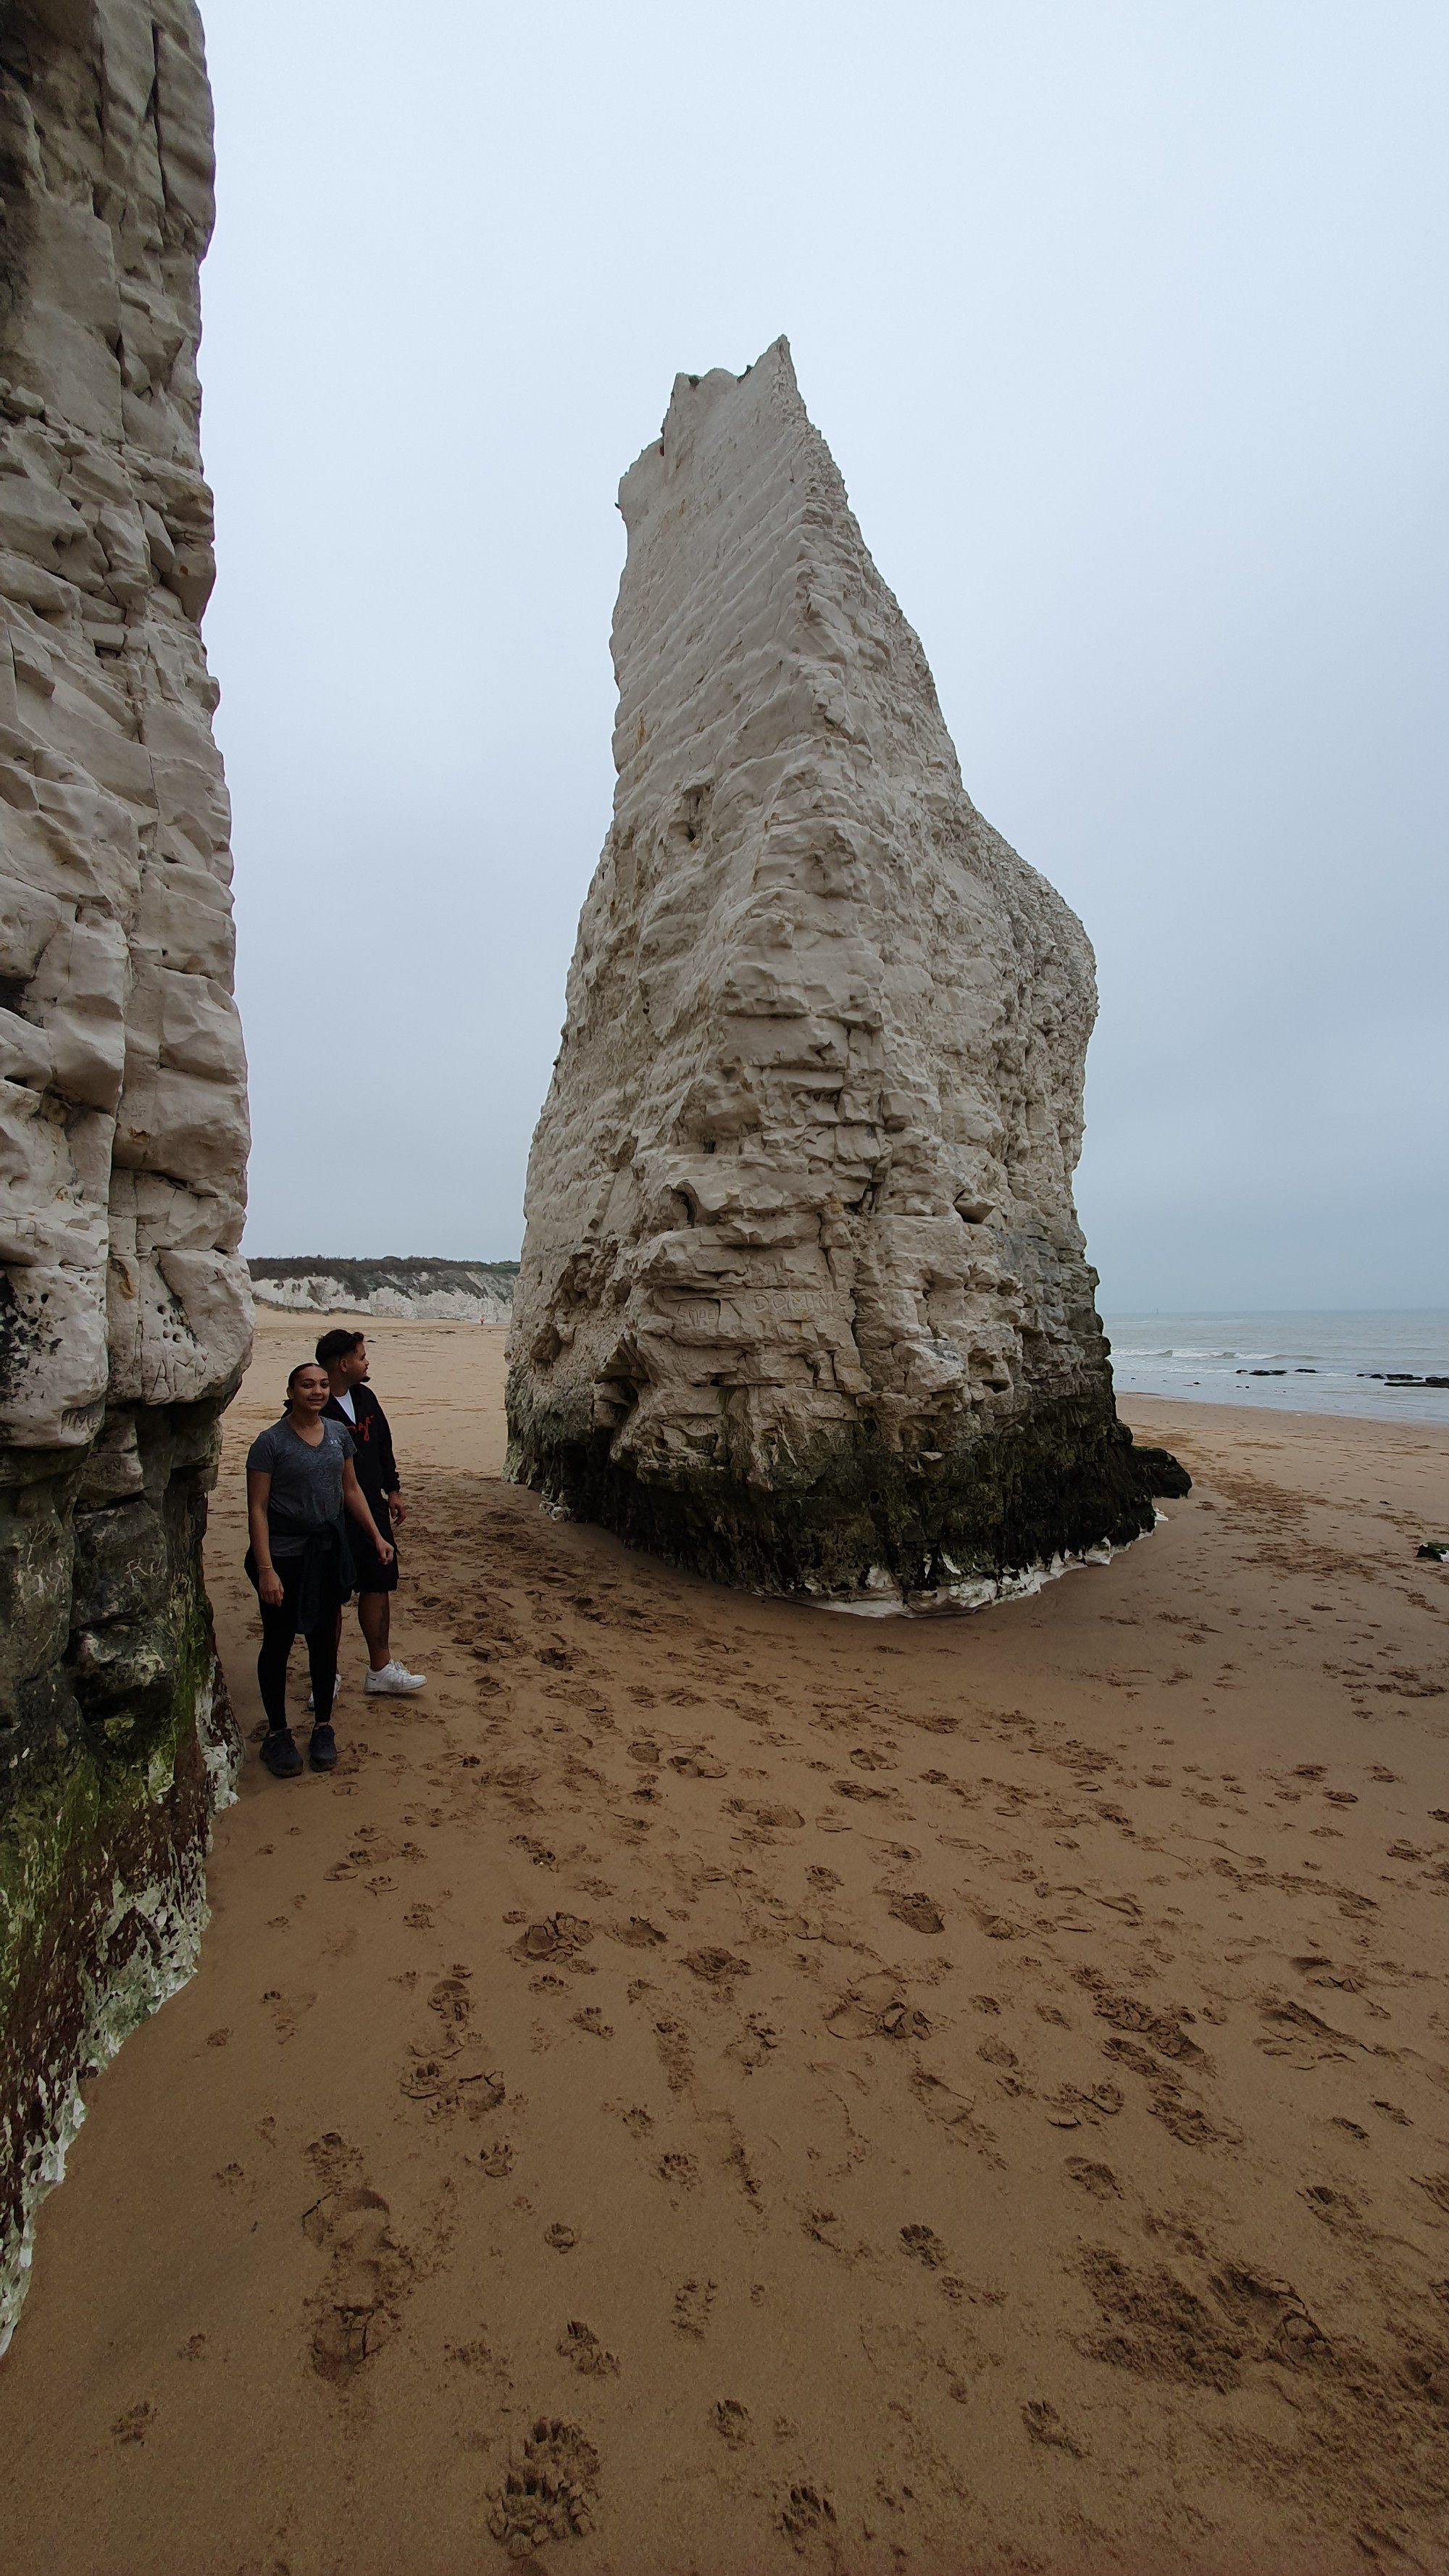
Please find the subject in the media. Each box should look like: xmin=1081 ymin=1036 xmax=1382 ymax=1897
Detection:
xmin=246 ymin=1417 xmax=354 ymax=1557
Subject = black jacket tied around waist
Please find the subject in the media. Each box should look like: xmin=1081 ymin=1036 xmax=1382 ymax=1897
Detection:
xmin=246 ymin=1509 xmax=354 ymax=1634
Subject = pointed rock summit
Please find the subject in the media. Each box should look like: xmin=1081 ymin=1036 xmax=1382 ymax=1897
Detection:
xmin=507 ymin=340 xmax=1179 ymax=1604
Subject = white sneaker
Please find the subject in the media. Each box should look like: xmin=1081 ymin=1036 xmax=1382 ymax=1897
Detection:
xmin=364 ymin=1659 xmax=426 ymax=1695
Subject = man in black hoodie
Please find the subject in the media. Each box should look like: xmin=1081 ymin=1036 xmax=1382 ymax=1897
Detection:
xmin=316 ymin=1328 xmax=426 ymax=1696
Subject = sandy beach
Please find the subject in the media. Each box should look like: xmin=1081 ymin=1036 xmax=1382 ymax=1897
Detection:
xmin=2 ymin=1310 xmax=1448 ymax=2575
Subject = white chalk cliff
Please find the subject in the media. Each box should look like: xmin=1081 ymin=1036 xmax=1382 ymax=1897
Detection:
xmin=0 ymin=1 xmax=248 ymax=2349
xmin=508 ymin=341 xmax=1179 ymax=1599
xmin=248 ymin=1257 xmax=517 ymax=1328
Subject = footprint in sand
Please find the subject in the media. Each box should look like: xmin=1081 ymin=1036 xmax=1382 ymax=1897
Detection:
xmin=977 ymin=2038 xmax=1020 ymax=2072
xmin=714 ymin=2398 xmax=750 ymax=2445
xmin=827 ymin=1974 xmax=927 ymax=2043
xmin=558 ymin=2320 xmax=619 ymax=2376
xmin=488 ymin=2418 xmax=599 ymax=2551
xmin=684 ymin=1946 xmax=751 ymax=1985
xmin=303 ymin=2183 xmax=412 ymax=2384
xmin=480 ymin=2141 xmax=514 ymax=2177
xmin=1212 ymin=2262 xmax=1327 ymax=2362
xmin=900 ymin=2222 xmax=948 ymax=2269
xmin=1078 ymin=2245 xmax=1240 ymax=2390
xmin=654 ymin=2151 xmax=698 ymax=2191
xmin=1078 ymin=1972 xmax=1205 ymax=2066
xmin=653 ymin=2019 xmax=694 ymax=2089
xmin=780 ymin=2484 xmax=837 ymax=2550
xmin=262 ymin=1988 xmax=317 ymax=2044
xmin=112 ymin=2401 xmax=155 ymax=2444
xmin=1149 ymin=2088 xmax=1243 ymax=2151
xmin=729 ymin=1800 xmax=804 ymax=1833
xmin=1023 ymin=2398 xmax=1086 ymax=2455
xmin=400 ymin=2052 xmax=504 ymax=2119
xmin=427 ymin=1972 xmax=473 ymax=2026
xmin=887 ymin=1891 xmax=944 ymax=1935
xmin=306 ymin=2132 xmax=362 ymax=2185
xmin=672 ymin=2277 xmax=716 ymax=2338
xmin=546 ymin=2222 xmax=579 ymax=2252
xmin=516 ymin=1915 xmax=594 ymax=1964
xmin=1066 ymin=2159 xmax=1122 ymax=2200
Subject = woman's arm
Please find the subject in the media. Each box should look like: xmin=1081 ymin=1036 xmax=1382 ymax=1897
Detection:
xmin=246 ymin=1470 xmax=285 ymax=1607
xmin=342 ymin=1456 xmax=395 ymax=1562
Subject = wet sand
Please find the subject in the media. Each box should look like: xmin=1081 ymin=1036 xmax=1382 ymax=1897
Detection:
xmin=3 ymin=1312 xmax=1448 ymax=2574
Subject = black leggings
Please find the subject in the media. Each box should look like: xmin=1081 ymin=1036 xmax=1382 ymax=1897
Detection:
xmin=256 ymin=1557 xmax=341 ymax=1732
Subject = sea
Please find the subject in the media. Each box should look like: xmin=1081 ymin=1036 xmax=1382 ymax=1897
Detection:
xmin=1102 ymin=1311 xmax=1449 ymax=1425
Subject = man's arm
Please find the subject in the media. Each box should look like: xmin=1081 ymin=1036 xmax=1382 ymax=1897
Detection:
xmin=372 ymin=1389 xmax=405 ymax=1522
xmin=343 ymin=1456 xmax=395 ymax=1562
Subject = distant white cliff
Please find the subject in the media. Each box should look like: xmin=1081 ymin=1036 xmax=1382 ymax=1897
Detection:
xmin=248 ymin=1256 xmax=517 ymax=1327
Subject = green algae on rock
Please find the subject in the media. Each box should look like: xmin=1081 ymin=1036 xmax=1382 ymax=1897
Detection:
xmin=0 ymin=2 xmax=249 ymax=2347
xmin=506 ymin=345 xmax=1182 ymax=1600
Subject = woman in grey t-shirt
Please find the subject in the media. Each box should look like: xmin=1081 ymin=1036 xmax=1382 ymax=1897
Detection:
xmin=246 ymin=1361 xmax=394 ymax=1777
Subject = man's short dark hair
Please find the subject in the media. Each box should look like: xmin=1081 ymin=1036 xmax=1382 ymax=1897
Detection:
xmin=315 ymin=1327 xmax=365 ymax=1365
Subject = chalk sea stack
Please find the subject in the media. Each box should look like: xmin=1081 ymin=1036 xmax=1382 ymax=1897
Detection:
xmin=0 ymin=4 xmax=249 ymax=2343
xmin=507 ymin=341 xmax=1181 ymax=1600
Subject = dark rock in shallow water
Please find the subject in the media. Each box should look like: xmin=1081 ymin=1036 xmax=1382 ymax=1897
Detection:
xmin=1129 ymin=1446 xmax=1193 ymax=1500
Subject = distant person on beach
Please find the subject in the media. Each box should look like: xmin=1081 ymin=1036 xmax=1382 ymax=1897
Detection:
xmin=245 ymin=1362 xmax=396 ymax=1778
xmin=316 ymin=1327 xmax=427 ymax=1697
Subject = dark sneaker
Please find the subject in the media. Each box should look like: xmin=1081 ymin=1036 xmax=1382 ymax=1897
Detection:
xmin=262 ymin=1727 xmax=303 ymax=1779
xmin=309 ymin=1722 xmax=338 ymax=1772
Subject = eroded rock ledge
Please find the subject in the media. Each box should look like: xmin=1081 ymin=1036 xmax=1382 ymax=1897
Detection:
xmin=0 ymin=1 xmax=248 ymax=2348
xmin=507 ymin=342 xmax=1182 ymax=1604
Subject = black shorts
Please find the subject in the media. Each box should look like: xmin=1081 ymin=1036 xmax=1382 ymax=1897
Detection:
xmin=351 ymin=1497 xmax=398 ymax=1594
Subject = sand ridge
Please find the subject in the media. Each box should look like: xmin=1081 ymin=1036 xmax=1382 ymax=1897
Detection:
xmin=1 ymin=1316 xmax=1448 ymax=2572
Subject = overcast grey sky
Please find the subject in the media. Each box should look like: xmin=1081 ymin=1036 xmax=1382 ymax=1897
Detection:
xmin=198 ymin=1 xmax=1448 ymax=1308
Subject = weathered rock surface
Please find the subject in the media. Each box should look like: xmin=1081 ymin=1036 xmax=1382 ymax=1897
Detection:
xmin=508 ymin=341 xmax=1178 ymax=1604
xmin=249 ymin=1256 xmax=517 ymax=1326
xmin=0 ymin=1 xmax=248 ymax=2348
